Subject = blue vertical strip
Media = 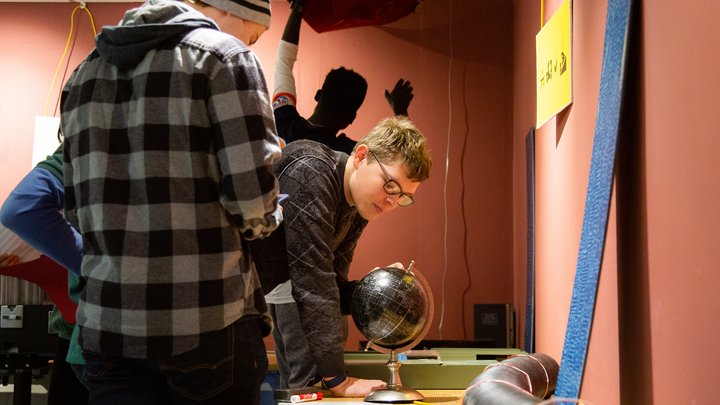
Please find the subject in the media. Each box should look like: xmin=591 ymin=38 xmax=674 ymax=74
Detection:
xmin=555 ymin=0 xmax=633 ymax=399
xmin=524 ymin=128 xmax=536 ymax=354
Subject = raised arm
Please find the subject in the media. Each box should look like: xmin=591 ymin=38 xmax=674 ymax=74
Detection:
xmin=273 ymin=1 xmax=304 ymax=106
xmin=384 ymin=79 xmax=414 ymax=116
xmin=282 ymin=0 xmax=304 ymax=45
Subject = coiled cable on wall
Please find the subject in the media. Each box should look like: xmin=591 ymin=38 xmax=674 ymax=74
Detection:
xmin=44 ymin=2 xmax=97 ymax=116
xmin=438 ymin=0 xmax=454 ymax=340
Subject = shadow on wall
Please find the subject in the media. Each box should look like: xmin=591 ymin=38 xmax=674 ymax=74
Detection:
xmin=376 ymin=0 xmax=513 ymax=65
xmin=616 ymin=1 xmax=653 ymax=403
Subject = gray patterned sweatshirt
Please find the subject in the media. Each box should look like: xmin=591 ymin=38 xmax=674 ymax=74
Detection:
xmin=274 ymin=140 xmax=368 ymax=377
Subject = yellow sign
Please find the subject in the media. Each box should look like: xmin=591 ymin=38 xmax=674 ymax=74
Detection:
xmin=536 ymin=0 xmax=572 ymax=128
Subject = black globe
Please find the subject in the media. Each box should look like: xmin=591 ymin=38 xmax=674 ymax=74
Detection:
xmin=351 ymin=267 xmax=429 ymax=349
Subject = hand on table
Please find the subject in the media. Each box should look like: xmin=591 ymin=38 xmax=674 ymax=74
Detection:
xmin=329 ymin=376 xmax=386 ymax=397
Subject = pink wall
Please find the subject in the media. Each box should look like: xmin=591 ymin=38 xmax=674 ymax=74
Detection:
xmin=6 ymin=0 xmax=719 ymax=403
xmin=513 ymin=0 xmax=720 ymax=404
xmin=266 ymin=1 xmax=515 ymax=346
xmin=0 ymin=0 xmax=514 ymax=351
xmin=0 ymin=3 xmax=129 ymax=195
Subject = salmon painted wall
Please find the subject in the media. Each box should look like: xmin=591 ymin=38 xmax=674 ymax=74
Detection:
xmin=513 ymin=1 xmax=720 ymax=404
xmin=0 ymin=1 xmax=515 ymax=351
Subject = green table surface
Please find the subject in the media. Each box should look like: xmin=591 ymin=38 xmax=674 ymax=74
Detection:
xmin=268 ymin=347 xmax=526 ymax=390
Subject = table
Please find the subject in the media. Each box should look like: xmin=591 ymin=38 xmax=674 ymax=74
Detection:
xmin=321 ymin=389 xmax=465 ymax=404
xmin=265 ymin=348 xmax=525 ymax=404
xmin=268 ymin=348 xmax=524 ymax=390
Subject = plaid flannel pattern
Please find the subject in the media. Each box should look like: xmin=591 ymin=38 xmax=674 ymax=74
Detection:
xmin=62 ymin=28 xmax=282 ymax=358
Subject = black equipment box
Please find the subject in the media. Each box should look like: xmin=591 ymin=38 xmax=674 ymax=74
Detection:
xmin=473 ymin=304 xmax=514 ymax=348
xmin=1 ymin=304 xmax=58 ymax=356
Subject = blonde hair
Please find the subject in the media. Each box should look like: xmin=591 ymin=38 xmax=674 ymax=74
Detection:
xmin=355 ymin=116 xmax=432 ymax=182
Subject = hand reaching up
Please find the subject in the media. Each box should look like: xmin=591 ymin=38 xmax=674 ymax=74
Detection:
xmin=384 ymin=79 xmax=414 ymax=116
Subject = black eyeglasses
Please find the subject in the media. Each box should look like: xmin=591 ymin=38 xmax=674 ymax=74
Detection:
xmin=369 ymin=151 xmax=415 ymax=207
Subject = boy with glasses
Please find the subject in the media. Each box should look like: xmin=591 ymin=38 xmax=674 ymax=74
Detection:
xmin=264 ymin=116 xmax=432 ymax=397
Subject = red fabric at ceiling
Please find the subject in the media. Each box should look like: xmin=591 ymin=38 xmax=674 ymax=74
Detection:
xmin=299 ymin=0 xmax=420 ymax=33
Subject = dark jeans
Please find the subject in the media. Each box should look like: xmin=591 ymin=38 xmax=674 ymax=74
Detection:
xmin=48 ymin=337 xmax=89 ymax=405
xmin=80 ymin=317 xmax=268 ymax=405
xmin=269 ymin=303 xmax=320 ymax=388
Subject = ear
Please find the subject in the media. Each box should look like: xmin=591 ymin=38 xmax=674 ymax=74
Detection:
xmin=353 ymin=144 xmax=369 ymax=168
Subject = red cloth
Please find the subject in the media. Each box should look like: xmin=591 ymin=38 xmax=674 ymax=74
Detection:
xmin=0 ymin=255 xmax=76 ymax=323
xmin=300 ymin=0 xmax=420 ymax=33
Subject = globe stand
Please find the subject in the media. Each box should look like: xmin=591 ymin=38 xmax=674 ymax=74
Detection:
xmin=364 ymin=349 xmax=424 ymax=403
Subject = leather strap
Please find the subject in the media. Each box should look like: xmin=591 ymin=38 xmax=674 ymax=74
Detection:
xmin=322 ymin=374 xmax=347 ymax=389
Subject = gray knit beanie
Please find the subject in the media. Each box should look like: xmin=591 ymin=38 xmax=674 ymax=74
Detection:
xmin=202 ymin=0 xmax=271 ymax=28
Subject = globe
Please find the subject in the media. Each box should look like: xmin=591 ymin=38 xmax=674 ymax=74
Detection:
xmin=350 ymin=265 xmax=433 ymax=402
xmin=351 ymin=266 xmax=431 ymax=350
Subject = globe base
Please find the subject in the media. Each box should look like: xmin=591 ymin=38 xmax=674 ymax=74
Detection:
xmin=364 ymin=386 xmax=425 ymax=403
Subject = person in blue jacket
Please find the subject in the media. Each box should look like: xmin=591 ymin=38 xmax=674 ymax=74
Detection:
xmin=1 ymin=144 xmax=88 ymax=405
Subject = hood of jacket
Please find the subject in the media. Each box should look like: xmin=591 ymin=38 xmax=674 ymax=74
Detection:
xmin=95 ymin=0 xmax=219 ymax=69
